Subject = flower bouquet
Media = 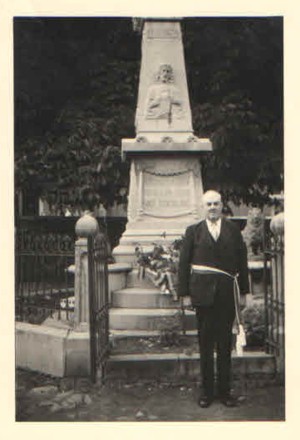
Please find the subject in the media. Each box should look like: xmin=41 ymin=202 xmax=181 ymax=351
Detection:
xmin=135 ymin=237 xmax=183 ymax=301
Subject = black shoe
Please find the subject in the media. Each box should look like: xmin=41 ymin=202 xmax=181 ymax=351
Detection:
xmin=198 ymin=395 xmax=213 ymax=408
xmin=220 ymin=394 xmax=238 ymax=407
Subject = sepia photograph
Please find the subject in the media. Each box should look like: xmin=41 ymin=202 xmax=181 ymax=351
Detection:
xmin=12 ymin=14 xmax=285 ymax=422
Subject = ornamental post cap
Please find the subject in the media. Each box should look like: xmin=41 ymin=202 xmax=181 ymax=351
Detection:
xmin=270 ymin=212 xmax=284 ymax=236
xmin=75 ymin=211 xmax=99 ymax=238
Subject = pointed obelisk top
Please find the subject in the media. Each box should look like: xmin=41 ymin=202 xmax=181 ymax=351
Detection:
xmin=122 ymin=18 xmax=211 ymax=154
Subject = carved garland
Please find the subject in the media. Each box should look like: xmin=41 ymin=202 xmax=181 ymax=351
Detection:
xmin=143 ymin=168 xmax=190 ymax=177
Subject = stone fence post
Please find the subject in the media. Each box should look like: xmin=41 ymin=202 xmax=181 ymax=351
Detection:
xmin=74 ymin=211 xmax=99 ymax=330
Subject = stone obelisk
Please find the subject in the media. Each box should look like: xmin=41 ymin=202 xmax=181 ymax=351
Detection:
xmin=113 ymin=19 xmax=212 ymax=263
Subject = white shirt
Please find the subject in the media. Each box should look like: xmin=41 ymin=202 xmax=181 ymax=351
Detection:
xmin=206 ymin=218 xmax=222 ymax=241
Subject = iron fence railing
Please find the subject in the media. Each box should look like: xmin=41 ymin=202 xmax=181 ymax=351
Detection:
xmin=264 ymin=234 xmax=284 ymax=371
xmin=88 ymin=232 xmax=110 ymax=383
xmin=15 ymin=230 xmax=75 ymax=324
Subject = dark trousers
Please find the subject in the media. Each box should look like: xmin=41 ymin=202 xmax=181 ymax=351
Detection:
xmin=195 ymin=291 xmax=235 ymax=398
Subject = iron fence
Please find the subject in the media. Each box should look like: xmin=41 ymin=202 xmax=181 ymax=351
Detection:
xmin=264 ymin=234 xmax=284 ymax=372
xmin=88 ymin=232 xmax=110 ymax=383
xmin=15 ymin=229 xmax=75 ymax=324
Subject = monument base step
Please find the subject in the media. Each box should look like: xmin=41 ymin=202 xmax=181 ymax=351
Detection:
xmin=126 ymin=269 xmax=160 ymax=289
xmin=112 ymin=287 xmax=180 ymax=308
xmin=109 ymin=307 xmax=196 ymax=331
xmin=105 ymin=351 xmax=276 ymax=383
xmin=110 ymin=329 xmax=198 ymax=338
xmin=109 ymin=330 xmax=266 ymax=356
xmin=110 ymin=330 xmax=198 ymax=355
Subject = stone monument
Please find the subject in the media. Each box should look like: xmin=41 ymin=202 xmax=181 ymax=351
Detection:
xmin=113 ymin=19 xmax=212 ymax=263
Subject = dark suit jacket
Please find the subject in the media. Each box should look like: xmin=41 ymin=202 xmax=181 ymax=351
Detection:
xmin=178 ymin=218 xmax=249 ymax=307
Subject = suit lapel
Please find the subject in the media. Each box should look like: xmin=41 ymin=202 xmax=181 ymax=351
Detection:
xmin=218 ymin=218 xmax=232 ymax=246
xmin=202 ymin=220 xmax=216 ymax=247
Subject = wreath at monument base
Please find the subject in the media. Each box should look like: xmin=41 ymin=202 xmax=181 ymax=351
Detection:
xmin=135 ymin=238 xmax=183 ymax=301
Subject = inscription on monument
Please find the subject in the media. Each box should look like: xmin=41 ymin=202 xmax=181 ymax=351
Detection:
xmin=143 ymin=173 xmax=191 ymax=216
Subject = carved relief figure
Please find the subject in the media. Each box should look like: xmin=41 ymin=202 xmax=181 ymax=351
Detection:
xmin=145 ymin=64 xmax=184 ymax=123
xmin=242 ymin=206 xmax=265 ymax=260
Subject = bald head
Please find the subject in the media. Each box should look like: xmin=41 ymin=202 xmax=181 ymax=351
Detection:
xmin=202 ymin=190 xmax=223 ymax=222
xmin=203 ymin=190 xmax=222 ymax=203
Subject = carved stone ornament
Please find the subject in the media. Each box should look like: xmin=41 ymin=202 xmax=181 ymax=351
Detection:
xmin=242 ymin=207 xmax=265 ymax=261
xmin=136 ymin=136 xmax=148 ymax=143
xmin=187 ymin=135 xmax=198 ymax=143
xmin=135 ymin=158 xmax=200 ymax=177
xmin=145 ymin=64 xmax=184 ymax=122
xmin=161 ymin=136 xmax=173 ymax=143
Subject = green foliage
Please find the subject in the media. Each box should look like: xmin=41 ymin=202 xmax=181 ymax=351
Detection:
xmin=14 ymin=18 xmax=138 ymax=210
xmin=157 ymin=312 xmax=182 ymax=347
xmin=15 ymin=114 xmax=131 ymax=210
xmin=15 ymin=17 xmax=283 ymax=210
xmin=242 ymin=301 xmax=265 ymax=348
xmin=183 ymin=17 xmax=283 ymax=205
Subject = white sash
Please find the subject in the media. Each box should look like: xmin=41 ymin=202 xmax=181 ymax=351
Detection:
xmin=190 ymin=264 xmax=246 ymax=355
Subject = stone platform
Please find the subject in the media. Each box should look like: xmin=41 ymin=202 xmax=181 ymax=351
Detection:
xmin=107 ymin=268 xmax=276 ymax=383
xmin=106 ymin=351 xmax=276 ymax=383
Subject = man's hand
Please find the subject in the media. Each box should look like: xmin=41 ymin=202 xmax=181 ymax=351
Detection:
xmin=240 ymin=293 xmax=253 ymax=308
xmin=182 ymin=296 xmax=192 ymax=308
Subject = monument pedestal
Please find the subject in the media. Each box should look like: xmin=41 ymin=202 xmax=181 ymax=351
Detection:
xmin=114 ymin=149 xmax=210 ymax=263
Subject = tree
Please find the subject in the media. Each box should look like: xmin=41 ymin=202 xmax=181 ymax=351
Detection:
xmin=14 ymin=17 xmax=283 ymax=212
xmin=183 ymin=17 xmax=283 ymax=206
xmin=14 ymin=17 xmax=140 ymax=212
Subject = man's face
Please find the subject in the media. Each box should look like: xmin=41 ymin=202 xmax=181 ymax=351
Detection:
xmin=160 ymin=66 xmax=171 ymax=82
xmin=203 ymin=194 xmax=223 ymax=222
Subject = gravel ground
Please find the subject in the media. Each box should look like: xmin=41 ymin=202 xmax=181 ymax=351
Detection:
xmin=16 ymin=369 xmax=285 ymax=422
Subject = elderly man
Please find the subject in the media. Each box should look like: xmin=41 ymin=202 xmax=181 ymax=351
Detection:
xmin=178 ymin=190 xmax=251 ymax=408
